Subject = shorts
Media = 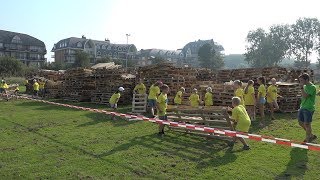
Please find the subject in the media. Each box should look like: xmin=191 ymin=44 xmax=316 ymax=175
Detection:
xmin=110 ymin=103 xmax=117 ymax=109
xmin=298 ymin=109 xmax=314 ymax=123
xmin=148 ymin=99 xmax=157 ymax=107
xmin=159 ymin=115 xmax=168 ymax=120
xmin=259 ymin=97 xmax=266 ymax=105
xmin=34 ymin=90 xmax=39 ymax=96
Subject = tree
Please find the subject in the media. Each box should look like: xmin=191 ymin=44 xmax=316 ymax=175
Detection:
xmin=244 ymin=25 xmax=290 ymax=68
xmin=0 ymin=56 xmax=24 ymax=76
xmin=289 ymin=18 xmax=320 ymax=68
xmin=74 ymin=51 xmax=90 ymax=68
xmin=198 ymin=43 xmax=224 ymax=70
xmin=150 ymin=57 xmax=167 ymax=65
xmin=96 ymin=56 xmax=112 ymax=64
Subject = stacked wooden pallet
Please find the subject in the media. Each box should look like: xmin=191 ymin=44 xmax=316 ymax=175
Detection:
xmin=91 ymin=67 xmax=135 ymax=105
xmin=45 ymin=80 xmax=63 ymax=99
xmin=38 ymin=70 xmax=64 ymax=82
xmin=62 ymin=68 xmax=95 ymax=102
xmin=287 ymin=69 xmax=315 ymax=83
xmin=216 ymin=70 xmax=232 ymax=83
xmin=196 ymin=68 xmax=217 ymax=82
xmin=277 ymin=82 xmax=301 ymax=113
xmin=262 ymin=67 xmax=288 ymax=82
xmin=131 ymin=94 xmax=148 ymax=113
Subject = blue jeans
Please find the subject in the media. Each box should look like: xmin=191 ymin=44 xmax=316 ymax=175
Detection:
xmin=259 ymin=97 xmax=266 ymax=104
xmin=298 ymin=109 xmax=314 ymax=123
xmin=148 ymin=99 xmax=157 ymax=108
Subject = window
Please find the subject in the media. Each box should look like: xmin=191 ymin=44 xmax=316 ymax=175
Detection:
xmin=0 ymin=43 xmax=3 ymax=48
xmin=118 ymin=46 xmax=122 ymax=51
xmin=77 ymin=42 xmax=82 ymax=48
xmin=12 ymin=35 xmax=22 ymax=44
xmin=97 ymin=51 xmax=101 ymax=56
xmin=107 ymin=46 xmax=111 ymax=50
xmin=102 ymin=45 xmax=106 ymax=49
xmin=96 ymin=44 xmax=100 ymax=49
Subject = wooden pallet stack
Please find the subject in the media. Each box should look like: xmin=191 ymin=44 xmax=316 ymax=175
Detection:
xmin=287 ymin=69 xmax=315 ymax=82
xmin=45 ymin=80 xmax=63 ymax=99
xmin=262 ymin=67 xmax=288 ymax=82
xmin=244 ymin=68 xmax=263 ymax=82
xmin=91 ymin=67 xmax=136 ymax=105
xmin=216 ymin=69 xmax=232 ymax=83
xmin=131 ymin=94 xmax=148 ymax=113
xmin=232 ymin=69 xmax=247 ymax=81
xmin=38 ymin=70 xmax=64 ymax=82
xmin=62 ymin=68 xmax=95 ymax=102
xmin=277 ymin=82 xmax=301 ymax=113
xmin=196 ymin=68 xmax=217 ymax=82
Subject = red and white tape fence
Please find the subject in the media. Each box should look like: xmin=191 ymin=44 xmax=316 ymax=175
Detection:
xmin=13 ymin=95 xmax=320 ymax=152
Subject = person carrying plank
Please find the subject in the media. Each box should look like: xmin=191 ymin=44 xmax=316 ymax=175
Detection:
xmin=244 ymin=80 xmax=256 ymax=121
xmin=133 ymin=78 xmax=146 ymax=94
xmin=109 ymin=87 xmax=125 ymax=120
xmin=148 ymin=81 xmax=163 ymax=118
xmin=204 ymin=87 xmax=213 ymax=106
xmin=174 ymin=87 xmax=185 ymax=106
xmin=298 ymin=73 xmax=317 ymax=143
xmin=228 ymin=97 xmax=251 ymax=150
xmin=157 ymin=84 xmax=170 ymax=136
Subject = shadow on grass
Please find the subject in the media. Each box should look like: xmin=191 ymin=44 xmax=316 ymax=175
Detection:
xmin=94 ymin=132 xmax=237 ymax=168
xmin=77 ymin=112 xmax=138 ymax=127
xmin=15 ymin=101 xmax=79 ymax=112
xmin=275 ymin=148 xmax=308 ymax=179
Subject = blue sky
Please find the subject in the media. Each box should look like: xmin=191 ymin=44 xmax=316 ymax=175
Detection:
xmin=1 ymin=0 xmax=320 ymax=62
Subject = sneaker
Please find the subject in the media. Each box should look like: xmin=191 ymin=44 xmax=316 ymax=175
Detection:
xmin=158 ymin=131 xmax=165 ymax=136
xmin=243 ymin=145 xmax=250 ymax=150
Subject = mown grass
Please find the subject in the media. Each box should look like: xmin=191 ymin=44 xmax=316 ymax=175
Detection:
xmin=0 ymin=97 xmax=319 ymax=179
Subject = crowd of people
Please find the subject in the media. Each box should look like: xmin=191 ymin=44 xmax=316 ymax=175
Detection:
xmin=108 ymin=73 xmax=317 ymax=150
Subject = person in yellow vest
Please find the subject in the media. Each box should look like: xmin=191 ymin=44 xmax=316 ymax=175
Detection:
xmin=157 ymin=84 xmax=170 ymax=136
xmin=1 ymin=81 xmax=9 ymax=101
xmin=133 ymin=78 xmax=146 ymax=94
xmin=257 ymin=76 xmax=267 ymax=127
xmin=189 ymin=88 xmax=200 ymax=108
xmin=109 ymin=87 xmax=125 ymax=120
xmin=14 ymin=85 xmax=20 ymax=95
xmin=234 ymin=80 xmax=245 ymax=105
xmin=228 ymin=97 xmax=251 ymax=150
xmin=267 ymin=78 xmax=282 ymax=120
xmin=204 ymin=87 xmax=213 ymax=106
xmin=244 ymin=80 xmax=256 ymax=121
xmin=39 ymin=79 xmax=46 ymax=97
xmin=33 ymin=79 xmax=39 ymax=97
xmin=148 ymin=81 xmax=163 ymax=118
xmin=174 ymin=87 xmax=185 ymax=106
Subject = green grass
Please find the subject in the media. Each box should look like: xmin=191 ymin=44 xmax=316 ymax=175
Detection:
xmin=0 ymin=98 xmax=320 ymax=179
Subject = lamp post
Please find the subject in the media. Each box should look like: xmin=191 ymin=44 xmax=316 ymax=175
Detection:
xmin=125 ymin=34 xmax=131 ymax=69
xmin=126 ymin=34 xmax=130 ymax=44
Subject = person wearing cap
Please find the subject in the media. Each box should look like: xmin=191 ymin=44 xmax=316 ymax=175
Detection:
xmin=204 ymin=87 xmax=213 ymax=106
xmin=189 ymin=88 xmax=200 ymax=108
xmin=174 ymin=87 xmax=185 ymax=106
xmin=133 ymin=78 xmax=146 ymax=94
xmin=109 ymin=87 xmax=125 ymax=120
xmin=33 ymin=80 xmax=39 ymax=97
xmin=148 ymin=81 xmax=163 ymax=117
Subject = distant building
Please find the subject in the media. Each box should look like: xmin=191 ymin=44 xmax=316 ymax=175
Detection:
xmin=0 ymin=30 xmax=47 ymax=66
xmin=136 ymin=48 xmax=183 ymax=66
xmin=51 ymin=36 xmax=137 ymax=64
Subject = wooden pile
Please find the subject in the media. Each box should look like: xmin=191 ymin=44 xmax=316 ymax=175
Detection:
xmin=62 ymin=68 xmax=95 ymax=102
xmin=45 ymin=80 xmax=63 ymax=99
xmin=131 ymin=94 xmax=148 ymax=113
xmin=262 ymin=67 xmax=288 ymax=81
xmin=217 ymin=70 xmax=232 ymax=83
xmin=196 ymin=68 xmax=216 ymax=82
xmin=38 ymin=70 xmax=64 ymax=82
xmin=91 ymin=67 xmax=135 ymax=105
xmin=287 ymin=69 xmax=315 ymax=82
xmin=277 ymin=82 xmax=301 ymax=113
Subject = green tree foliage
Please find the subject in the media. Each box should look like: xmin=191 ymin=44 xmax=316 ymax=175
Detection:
xmin=224 ymin=54 xmax=248 ymax=69
xmin=74 ymin=51 xmax=90 ymax=68
xmin=151 ymin=57 xmax=167 ymax=65
xmin=0 ymin=56 xmax=24 ymax=76
xmin=96 ymin=56 xmax=112 ymax=64
xmin=289 ymin=18 xmax=320 ymax=68
xmin=244 ymin=26 xmax=290 ymax=68
xmin=198 ymin=43 xmax=224 ymax=70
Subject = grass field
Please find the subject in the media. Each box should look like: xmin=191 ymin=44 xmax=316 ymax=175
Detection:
xmin=0 ymin=97 xmax=320 ymax=179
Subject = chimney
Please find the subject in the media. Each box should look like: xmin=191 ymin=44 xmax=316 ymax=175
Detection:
xmin=105 ymin=38 xmax=110 ymax=43
xmin=82 ymin=35 xmax=86 ymax=39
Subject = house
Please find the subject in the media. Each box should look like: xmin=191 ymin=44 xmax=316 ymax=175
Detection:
xmin=0 ymin=30 xmax=47 ymax=66
xmin=51 ymin=36 xmax=137 ymax=65
xmin=136 ymin=48 xmax=183 ymax=66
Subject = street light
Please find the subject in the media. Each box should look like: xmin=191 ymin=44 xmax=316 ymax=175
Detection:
xmin=126 ymin=34 xmax=130 ymax=44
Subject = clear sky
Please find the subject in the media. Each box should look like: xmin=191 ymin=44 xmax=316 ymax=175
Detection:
xmin=1 ymin=0 xmax=320 ymax=62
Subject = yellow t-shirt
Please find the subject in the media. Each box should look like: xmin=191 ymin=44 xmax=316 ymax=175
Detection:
xmin=244 ymin=85 xmax=255 ymax=106
xmin=231 ymin=105 xmax=251 ymax=132
xmin=39 ymin=82 xmax=45 ymax=89
xmin=258 ymin=84 xmax=266 ymax=98
xmin=174 ymin=91 xmax=183 ymax=105
xmin=204 ymin=92 xmax=213 ymax=106
xmin=33 ymin=82 xmax=39 ymax=91
xmin=235 ymin=88 xmax=245 ymax=105
xmin=109 ymin=93 xmax=121 ymax=104
xmin=24 ymin=80 xmax=28 ymax=85
xmin=267 ymin=85 xmax=278 ymax=103
xmin=0 ymin=83 xmax=4 ymax=88
xmin=148 ymin=84 xmax=160 ymax=100
xmin=3 ymin=83 xmax=8 ymax=89
xmin=134 ymin=83 xmax=146 ymax=94
xmin=157 ymin=93 xmax=168 ymax=116
xmin=15 ymin=86 xmax=20 ymax=91
xmin=189 ymin=93 xmax=200 ymax=107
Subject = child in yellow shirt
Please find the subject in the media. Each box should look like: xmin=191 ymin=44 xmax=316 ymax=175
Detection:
xmin=228 ymin=97 xmax=251 ymax=150
xmin=267 ymin=78 xmax=281 ymax=120
xmin=189 ymin=88 xmax=200 ymax=108
xmin=234 ymin=80 xmax=244 ymax=105
xmin=244 ymin=80 xmax=256 ymax=121
xmin=257 ymin=76 xmax=266 ymax=127
xmin=204 ymin=87 xmax=213 ymax=106
xmin=174 ymin=87 xmax=185 ymax=105
xmin=157 ymin=84 xmax=170 ymax=136
xmin=109 ymin=87 xmax=125 ymax=120
xmin=133 ymin=78 xmax=146 ymax=94
xmin=148 ymin=81 xmax=163 ymax=118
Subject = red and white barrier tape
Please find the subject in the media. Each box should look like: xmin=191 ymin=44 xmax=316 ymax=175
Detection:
xmin=15 ymin=95 xmax=320 ymax=151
